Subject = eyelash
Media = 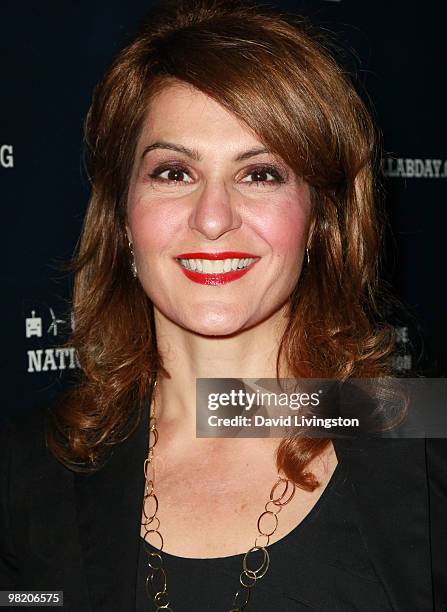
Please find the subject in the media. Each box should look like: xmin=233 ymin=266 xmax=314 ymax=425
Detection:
xmin=148 ymin=163 xmax=286 ymax=186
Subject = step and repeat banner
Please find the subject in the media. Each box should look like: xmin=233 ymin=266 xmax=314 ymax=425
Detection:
xmin=1 ymin=1 xmax=446 ymax=418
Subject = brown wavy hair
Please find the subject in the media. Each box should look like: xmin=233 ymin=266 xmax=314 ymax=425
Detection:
xmin=47 ymin=0 xmax=397 ymax=488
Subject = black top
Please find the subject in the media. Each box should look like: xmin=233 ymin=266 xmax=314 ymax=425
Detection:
xmin=1 ymin=404 xmax=446 ymax=611
xmin=136 ymin=446 xmax=392 ymax=611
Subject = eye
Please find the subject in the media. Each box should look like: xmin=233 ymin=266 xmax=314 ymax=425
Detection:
xmin=240 ymin=165 xmax=285 ymax=186
xmin=149 ymin=164 xmax=194 ymax=184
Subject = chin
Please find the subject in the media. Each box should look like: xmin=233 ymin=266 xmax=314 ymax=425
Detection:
xmin=179 ymin=303 xmax=250 ymax=337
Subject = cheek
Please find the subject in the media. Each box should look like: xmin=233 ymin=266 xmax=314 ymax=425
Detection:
xmin=127 ymin=195 xmax=182 ymax=253
xmin=252 ymin=198 xmax=310 ymax=258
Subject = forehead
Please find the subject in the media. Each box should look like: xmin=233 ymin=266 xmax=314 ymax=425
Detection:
xmin=137 ymin=81 xmax=263 ymax=151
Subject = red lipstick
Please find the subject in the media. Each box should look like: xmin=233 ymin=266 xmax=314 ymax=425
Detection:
xmin=175 ymin=251 xmax=260 ymax=286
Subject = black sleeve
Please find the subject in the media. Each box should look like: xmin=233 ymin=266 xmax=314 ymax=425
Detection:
xmin=427 ymin=438 xmax=447 ymax=611
xmin=0 ymin=418 xmax=19 ymax=588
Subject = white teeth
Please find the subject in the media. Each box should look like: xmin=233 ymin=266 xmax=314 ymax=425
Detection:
xmin=210 ymin=260 xmax=222 ymax=273
xmin=202 ymin=260 xmax=213 ymax=273
xmin=178 ymin=257 xmax=257 ymax=274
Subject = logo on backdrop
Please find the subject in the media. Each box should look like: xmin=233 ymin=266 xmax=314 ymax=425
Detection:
xmin=382 ymin=157 xmax=447 ymax=179
xmin=0 ymin=144 xmax=14 ymax=168
xmin=25 ymin=307 xmax=79 ymax=373
xmin=393 ymin=326 xmax=412 ymax=372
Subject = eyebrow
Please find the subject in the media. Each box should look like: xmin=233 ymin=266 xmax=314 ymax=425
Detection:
xmin=140 ymin=141 xmax=271 ymax=162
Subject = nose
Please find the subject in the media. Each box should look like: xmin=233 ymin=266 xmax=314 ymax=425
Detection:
xmin=188 ymin=180 xmax=242 ymax=240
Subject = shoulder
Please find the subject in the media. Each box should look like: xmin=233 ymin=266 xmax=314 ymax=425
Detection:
xmin=335 ymin=436 xmax=447 ymax=607
xmin=0 ymin=407 xmax=76 ymax=587
xmin=1 ymin=406 xmax=47 ymax=460
xmin=425 ymin=437 xmax=447 ymax=481
xmin=425 ymin=438 xmax=447 ymax=507
xmin=425 ymin=439 xmax=447 ymax=607
xmin=334 ymin=435 xmax=447 ymax=497
xmin=1 ymin=407 xmax=46 ymax=479
xmin=335 ymin=435 xmax=447 ymax=532
xmin=335 ymin=434 xmax=446 ymax=466
xmin=1 ymin=405 xmax=56 ymax=461
xmin=0 ymin=406 xmax=75 ymax=506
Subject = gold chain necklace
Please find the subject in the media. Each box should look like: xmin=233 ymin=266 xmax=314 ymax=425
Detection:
xmin=141 ymin=379 xmax=296 ymax=611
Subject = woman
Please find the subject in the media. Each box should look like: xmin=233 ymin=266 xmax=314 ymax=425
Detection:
xmin=1 ymin=1 xmax=445 ymax=610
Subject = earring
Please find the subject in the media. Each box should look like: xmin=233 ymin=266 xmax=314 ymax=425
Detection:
xmin=128 ymin=240 xmax=138 ymax=278
xmin=306 ymin=247 xmax=310 ymax=265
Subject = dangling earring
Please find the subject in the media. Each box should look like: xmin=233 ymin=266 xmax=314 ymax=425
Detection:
xmin=128 ymin=240 xmax=138 ymax=278
xmin=306 ymin=247 xmax=310 ymax=265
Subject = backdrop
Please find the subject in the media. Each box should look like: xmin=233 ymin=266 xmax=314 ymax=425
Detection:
xmin=1 ymin=0 xmax=446 ymax=419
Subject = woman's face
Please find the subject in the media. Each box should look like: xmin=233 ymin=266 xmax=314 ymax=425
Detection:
xmin=126 ymin=81 xmax=312 ymax=336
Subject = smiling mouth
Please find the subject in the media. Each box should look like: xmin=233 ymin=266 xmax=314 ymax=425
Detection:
xmin=174 ymin=251 xmax=260 ymax=285
xmin=176 ymin=257 xmax=257 ymax=273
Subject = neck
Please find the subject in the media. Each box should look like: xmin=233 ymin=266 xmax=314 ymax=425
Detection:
xmin=152 ymin=304 xmax=290 ymax=445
